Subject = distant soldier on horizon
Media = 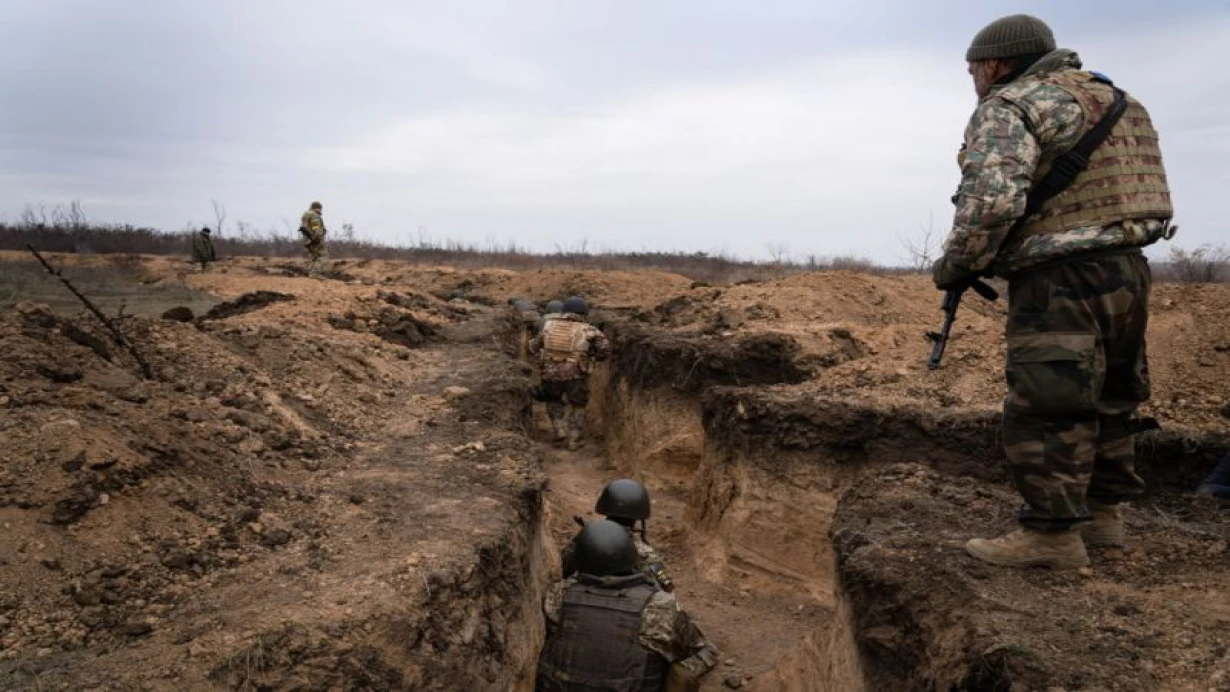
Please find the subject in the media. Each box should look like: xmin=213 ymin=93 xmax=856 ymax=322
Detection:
xmin=299 ymin=201 xmax=327 ymax=277
xmin=191 ymin=226 xmax=216 ymax=272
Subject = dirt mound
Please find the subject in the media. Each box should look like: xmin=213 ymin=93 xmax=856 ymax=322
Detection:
xmin=834 ymin=463 xmax=1230 ymax=691
xmin=201 ymin=290 xmax=295 ymax=320
xmin=621 ymin=272 xmax=1230 ymax=434
xmin=259 ymin=262 xmax=359 ymax=282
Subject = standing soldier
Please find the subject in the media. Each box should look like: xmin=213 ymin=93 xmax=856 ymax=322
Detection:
xmin=191 ymin=226 xmax=217 ymax=272
xmin=536 ymin=520 xmax=718 ymax=692
xmin=933 ymin=15 xmax=1174 ymax=569
xmin=299 ymin=201 xmax=327 ymax=277
xmin=529 ymin=296 xmax=610 ymax=450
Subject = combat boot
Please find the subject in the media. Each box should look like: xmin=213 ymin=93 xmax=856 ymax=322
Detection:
xmin=549 ymin=417 xmax=568 ymax=445
xmin=965 ymin=527 xmax=1090 ymax=570
xmin=566 ymin=407 xmax=586 ymax=451
xmin=1081 ymin=500 xmax=1127 ymax=548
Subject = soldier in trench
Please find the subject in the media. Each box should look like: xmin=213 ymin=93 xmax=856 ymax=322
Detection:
xmin=535 ymin=299 xmax=566 ymax=336
xmin=536 ymin=519 xmax=718 ymax=692
xmin=933 ymin=15 xmax=1174 ymax=569
xmin=509 ymin=297 xmax=541 ymax=359
xmin=528 ymin=296 xmax=610 ymax=450
xmin=561 ymin=479 xmax=674 ymax=592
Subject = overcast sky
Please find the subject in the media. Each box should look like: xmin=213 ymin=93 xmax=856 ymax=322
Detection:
xmin=1 ymin=1 xmax=1225 ymax=262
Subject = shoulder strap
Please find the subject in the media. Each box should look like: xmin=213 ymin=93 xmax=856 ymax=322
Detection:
xmin=1019 ymin=78 xmax=1128 ymax=223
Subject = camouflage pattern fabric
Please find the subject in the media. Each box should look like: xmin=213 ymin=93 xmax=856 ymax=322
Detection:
xmin=935 ymin=49 xmax=1173 ymax=286
xmin=529 ymin=315 xmax=611 ymax=382
xmin=1003 ymin=252 xmax=1151 ymax=530
xmin=543 ymin=577 xmax=719 ymax=683
xmin=191 ymin=232 xmax=216 ymax=268
xmin=560 ymin=530 xmax=671 ymax=587
xmin=538 ymin=378 xmax=590 ymax=441
xmin=301 ymin=209 xmax=327 ymax=275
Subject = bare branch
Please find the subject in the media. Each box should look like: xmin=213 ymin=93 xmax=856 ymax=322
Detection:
xmin=25 ymin=245 xmax=155 ymax=380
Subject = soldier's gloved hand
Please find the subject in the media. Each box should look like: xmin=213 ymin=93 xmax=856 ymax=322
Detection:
xmin=931 ymin=256 xmax=977 ymax=291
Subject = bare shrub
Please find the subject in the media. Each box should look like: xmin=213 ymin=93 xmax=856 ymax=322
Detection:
xmin=1 ymin=203 xmax=912 ymax=285
xmin=898 ymin=214 xmax=942 ymax=272
xmin=1162 ymin=245 xmax=1230 ymax=284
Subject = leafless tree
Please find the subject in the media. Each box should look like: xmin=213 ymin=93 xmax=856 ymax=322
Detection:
xmin=1167 ymin=244 xmax=1230 ymax=283
xmin=898 ymin=213 xmax=943 ymax=272
xmin=211 ymin=199 xmax=227 ymax=238
xmin=766 ymin=242 xmax=791 ymax=265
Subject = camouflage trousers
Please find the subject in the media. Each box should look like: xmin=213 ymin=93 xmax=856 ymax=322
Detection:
xmin=305 ymin=240 xmax=327 ymax=275
xmin=539 ymin=378 xmax=590 ymax=444
xmin=1003 ymin=251 xmax=1151 ymax=531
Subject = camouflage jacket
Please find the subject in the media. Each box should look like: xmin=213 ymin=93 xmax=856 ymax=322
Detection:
xmin=191 ymin=232 xmax=216 ymax=263
xmin=936 ymin=49 xmax=1172 ymax=285
xmin=544 ymin=576 xmax=719 ymax=682
xmin=529 ymin=315 xmax=610 ymax=381
xmin=300 ymin=210 xmax=326 ymax=244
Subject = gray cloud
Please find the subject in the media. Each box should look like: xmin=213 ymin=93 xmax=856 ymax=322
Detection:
xmin=1 ymin=1 xmax=1225 ymax=261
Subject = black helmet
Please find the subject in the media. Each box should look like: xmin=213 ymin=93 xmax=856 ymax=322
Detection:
xmin=563 ymin=296 xmax=589 ymax=315
xmin=200 ymin=226 xmax=212 ymax=235
xmin=574 ymin=519 xmax=638 ymax=576
xmin=546 ymin=299 xmax=564 ymax=314
xmin=595 ymin=479 xmax=650 ymax=521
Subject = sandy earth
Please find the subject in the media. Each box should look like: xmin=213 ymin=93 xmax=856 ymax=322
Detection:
xmin=0 ymin=251 xmax=1226 ymax=690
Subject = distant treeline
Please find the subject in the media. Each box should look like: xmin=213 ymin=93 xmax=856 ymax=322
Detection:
xmin=1 ymin=212 xmax=1224 ymax=284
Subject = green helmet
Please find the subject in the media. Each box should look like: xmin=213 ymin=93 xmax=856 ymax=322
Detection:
xmin=310 ymin=201 xmax=323 ymax=211
xmin=595 ymin=479 xmax=651 ymax=521
xmin=574 ymin=519 xmax=638 ymax=577
xmin=546 ymin=300 xmax=564 ymax=314
xmin=563 ymin=296 xmax=589 ymax=315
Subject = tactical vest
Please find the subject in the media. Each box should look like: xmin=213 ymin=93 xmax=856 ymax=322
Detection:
xmin=542 ymin=319 xmax=590 ymax=368
xmin=537 ymin=575 xmax=669 ymax=692
xmin=1013 ymin=71 xmax=1172 ymax=240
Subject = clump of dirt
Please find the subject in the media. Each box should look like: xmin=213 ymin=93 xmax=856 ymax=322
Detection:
xmin=159 ymin=306 xmax=195 ymax=322
xmin=328 ymin=308 xmax=439 ymax=349
xmin=260 ymin=263 xmax=359 ymax=283
xmin=201 ymin=290 xmax=294 ymax=320
xmin=833 ymin=463 xmax=1230 ymax=691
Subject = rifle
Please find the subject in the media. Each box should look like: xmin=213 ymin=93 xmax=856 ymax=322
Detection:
xmin=926 ymin=277 xmax=998 ymax=370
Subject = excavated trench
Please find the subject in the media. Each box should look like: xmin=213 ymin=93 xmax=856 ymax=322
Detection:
xmin=544 ymin=318 xmax=1229 ymax=691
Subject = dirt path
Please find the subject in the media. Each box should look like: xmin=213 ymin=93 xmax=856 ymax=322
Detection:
xmin=539 ymin=429 xmax=825 ymax=689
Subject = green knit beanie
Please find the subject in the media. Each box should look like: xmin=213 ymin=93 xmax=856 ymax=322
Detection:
xmin=966 ymin=14 xmax=1056 ymax=62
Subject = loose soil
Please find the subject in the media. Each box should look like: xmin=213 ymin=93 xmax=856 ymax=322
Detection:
xmin=0 ymin=250 xmax=1225 ymax=691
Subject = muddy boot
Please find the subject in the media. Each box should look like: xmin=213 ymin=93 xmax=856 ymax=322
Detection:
xmin=550 ymin=417 xmax=568 ymax=445
xmin=566 ymin=407 xmax=586 ymax=451
xmin=965 ymin=527 xmax=1090 ymax=570
xmin=1081 ymin=500 xmax=1127 ymax=548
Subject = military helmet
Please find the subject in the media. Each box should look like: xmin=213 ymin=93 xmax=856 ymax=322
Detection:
xmin=563 ymin=296 xmax=589 ymax=315
xmin=595 ymin=479 xmax=651 ymax=521
xmin=508 ymin=297 xmax=521 ymax=305
xmin=200 ymin=226 xmax=212 ymax=235
xmin=574 ymin=519 xmax=639 ymax=576
xmin=546 ymin=299 xmax=564 ymax=314
xmin=310 ymin=200 xmax=323 ymax=211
